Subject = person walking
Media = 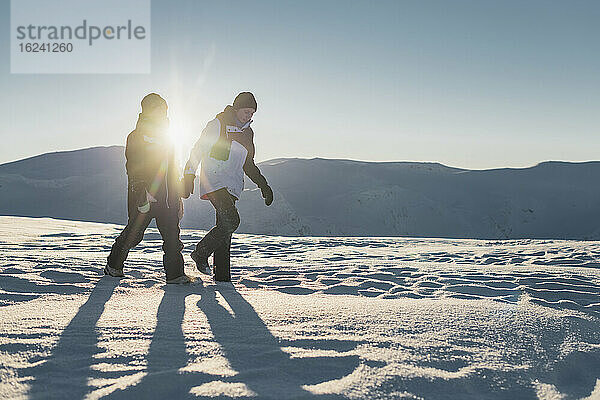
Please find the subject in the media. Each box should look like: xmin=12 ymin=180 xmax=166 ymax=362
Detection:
xmin=105 ymin=93 xmax=190 ymax=284
xmin=182 ymin=92 xmax=273 ymax=282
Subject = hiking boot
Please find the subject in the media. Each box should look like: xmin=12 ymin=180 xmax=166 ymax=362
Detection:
xmin=166 ymin=274 xmax=194 ymax=284
xmin=104 ymin=264 xmax=125 ymax=278
xmin=191 ymin=251 xmax=211 ymax=275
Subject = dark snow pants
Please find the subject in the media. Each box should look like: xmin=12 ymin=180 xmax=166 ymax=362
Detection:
xmin=107 ymin=187 xmax=184 ymax=281
xmin=195 ymin=188 xmax=240 ymax=281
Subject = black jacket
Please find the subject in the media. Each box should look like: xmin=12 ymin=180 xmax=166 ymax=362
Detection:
xmin=125 ymin=113 xmax=181 ymax=210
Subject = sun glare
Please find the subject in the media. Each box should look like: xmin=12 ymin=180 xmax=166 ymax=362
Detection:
xmin=168 ymin=119 xmax=182 ymax=143
xmin=167 ymin=106 xmax=193 ymax=169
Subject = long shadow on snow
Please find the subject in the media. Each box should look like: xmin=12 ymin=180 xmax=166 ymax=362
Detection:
xmin=109 ymin=282 xmax=212 ymax=399
xmin=25 ymin=277 xmax=119 ymax=400
xmin=197 ymin=284 xmax=359 ymax=399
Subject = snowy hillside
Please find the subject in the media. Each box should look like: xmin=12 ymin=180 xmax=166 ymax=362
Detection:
xmin=1 ymin=147 xmax=600 ymax=238
xmin=0 ymin=216 xmax=599 ymax=399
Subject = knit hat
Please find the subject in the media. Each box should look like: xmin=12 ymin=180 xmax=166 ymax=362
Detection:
xmin=233 ymin=92 xmax=257 ymax=111
xmin=141 ymin=93 xmax=167 ymax=114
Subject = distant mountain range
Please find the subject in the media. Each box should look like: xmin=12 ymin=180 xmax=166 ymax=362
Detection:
xmin=1 ymin=146 xmax=599 ymax=239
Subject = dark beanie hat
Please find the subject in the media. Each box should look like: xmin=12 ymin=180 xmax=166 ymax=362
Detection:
xmin=141 ymin=93 xmax=167 ymax=112
xmin=233 ymin=92 xmax=257 ymax=111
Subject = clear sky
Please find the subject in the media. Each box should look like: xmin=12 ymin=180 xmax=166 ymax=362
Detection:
xmin=1 ymin=0 xmax=599 ymax=169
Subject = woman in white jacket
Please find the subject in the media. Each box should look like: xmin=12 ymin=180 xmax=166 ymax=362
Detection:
xmin=182 ymin=92 xmax=273 ymax=281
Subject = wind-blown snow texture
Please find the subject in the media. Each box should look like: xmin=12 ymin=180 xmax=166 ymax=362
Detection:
xmin=0 ymin=216 xmax=599 ymax=399
xmin=2 ymin=146 xmax=600 ymax=238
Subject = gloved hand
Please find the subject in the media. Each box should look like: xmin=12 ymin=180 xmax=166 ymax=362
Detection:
xmin=137 ymin=198 xmax=150 ymax=214
xmin=181 ymin=174 xmax=195 ymax=199
xmin=260 ymin=184 xmax=274 ymax=206
xmin=131 ymin=180 xmax=150 ymax=213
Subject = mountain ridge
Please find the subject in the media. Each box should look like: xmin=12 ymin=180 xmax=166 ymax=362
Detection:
xmin=5 ymin=146 xmax=599 ymax=175
xmin=1 ymin=146 xmax=599 ymax=239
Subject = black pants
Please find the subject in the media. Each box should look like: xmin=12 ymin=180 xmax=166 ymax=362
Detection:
xmin=107 ymin=188 xmax=184 ymax=280
xmin=195 ymin=188 xmax=240 ymax=281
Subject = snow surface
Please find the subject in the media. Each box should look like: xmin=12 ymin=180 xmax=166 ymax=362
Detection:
xmin=0 ymin=216 xmax=599 ymax=399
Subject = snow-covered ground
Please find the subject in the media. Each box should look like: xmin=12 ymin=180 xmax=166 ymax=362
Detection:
xmin=0 ymin=216 xmax=599 ymax=399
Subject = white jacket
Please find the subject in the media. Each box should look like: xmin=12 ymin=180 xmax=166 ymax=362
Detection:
xmin=186 ymin=117 xmax=254 ymax=200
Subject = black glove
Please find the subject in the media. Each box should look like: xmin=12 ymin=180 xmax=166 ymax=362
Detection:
xmin=260 ymin=184 xmax=273 ymax=206
xmin=181 ymin=174 xmax=195 ymax=199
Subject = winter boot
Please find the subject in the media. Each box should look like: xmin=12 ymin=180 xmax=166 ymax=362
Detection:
xmin=166 ymin=274 xmax=194 ymax=284
xmin=191 ymin=250 xmax=212 ymax=275
xmin=104 ymin=264 xmax=125 ymax=278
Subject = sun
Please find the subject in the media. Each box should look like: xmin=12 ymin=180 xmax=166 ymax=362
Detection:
xmin=166 ymin=108 xmax=193 ymax=169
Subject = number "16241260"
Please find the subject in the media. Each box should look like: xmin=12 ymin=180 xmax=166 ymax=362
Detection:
xmin=19 ymin=43 xmax=73 ymax=52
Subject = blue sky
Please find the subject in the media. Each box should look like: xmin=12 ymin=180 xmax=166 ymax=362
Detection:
xmin=1 ymin=0 xmax=599 ymax=169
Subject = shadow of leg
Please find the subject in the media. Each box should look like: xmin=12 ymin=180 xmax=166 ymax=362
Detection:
xmin=197 ymin=285 xmax=359 ymax=399
xmin=110 ymin=284 xmax=210 ymax=399
xmin=26 ymin=277 xmax=119 ymax=399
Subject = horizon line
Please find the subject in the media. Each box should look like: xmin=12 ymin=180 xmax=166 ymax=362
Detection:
xmin=1 ymin=144 xmax=599 ymax=173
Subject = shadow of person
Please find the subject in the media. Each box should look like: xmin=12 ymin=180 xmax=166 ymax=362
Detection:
xmin=197 ymin=284 xmax=359 ymax=399
xmin=110 ymin=281 xmax=212 ymax=399
xmin=25 ymin=276 xmax=119 ymax=400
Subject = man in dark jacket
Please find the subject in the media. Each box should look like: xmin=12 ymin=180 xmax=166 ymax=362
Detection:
xmin=105 ymin=93 xmax=190 ymax=284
